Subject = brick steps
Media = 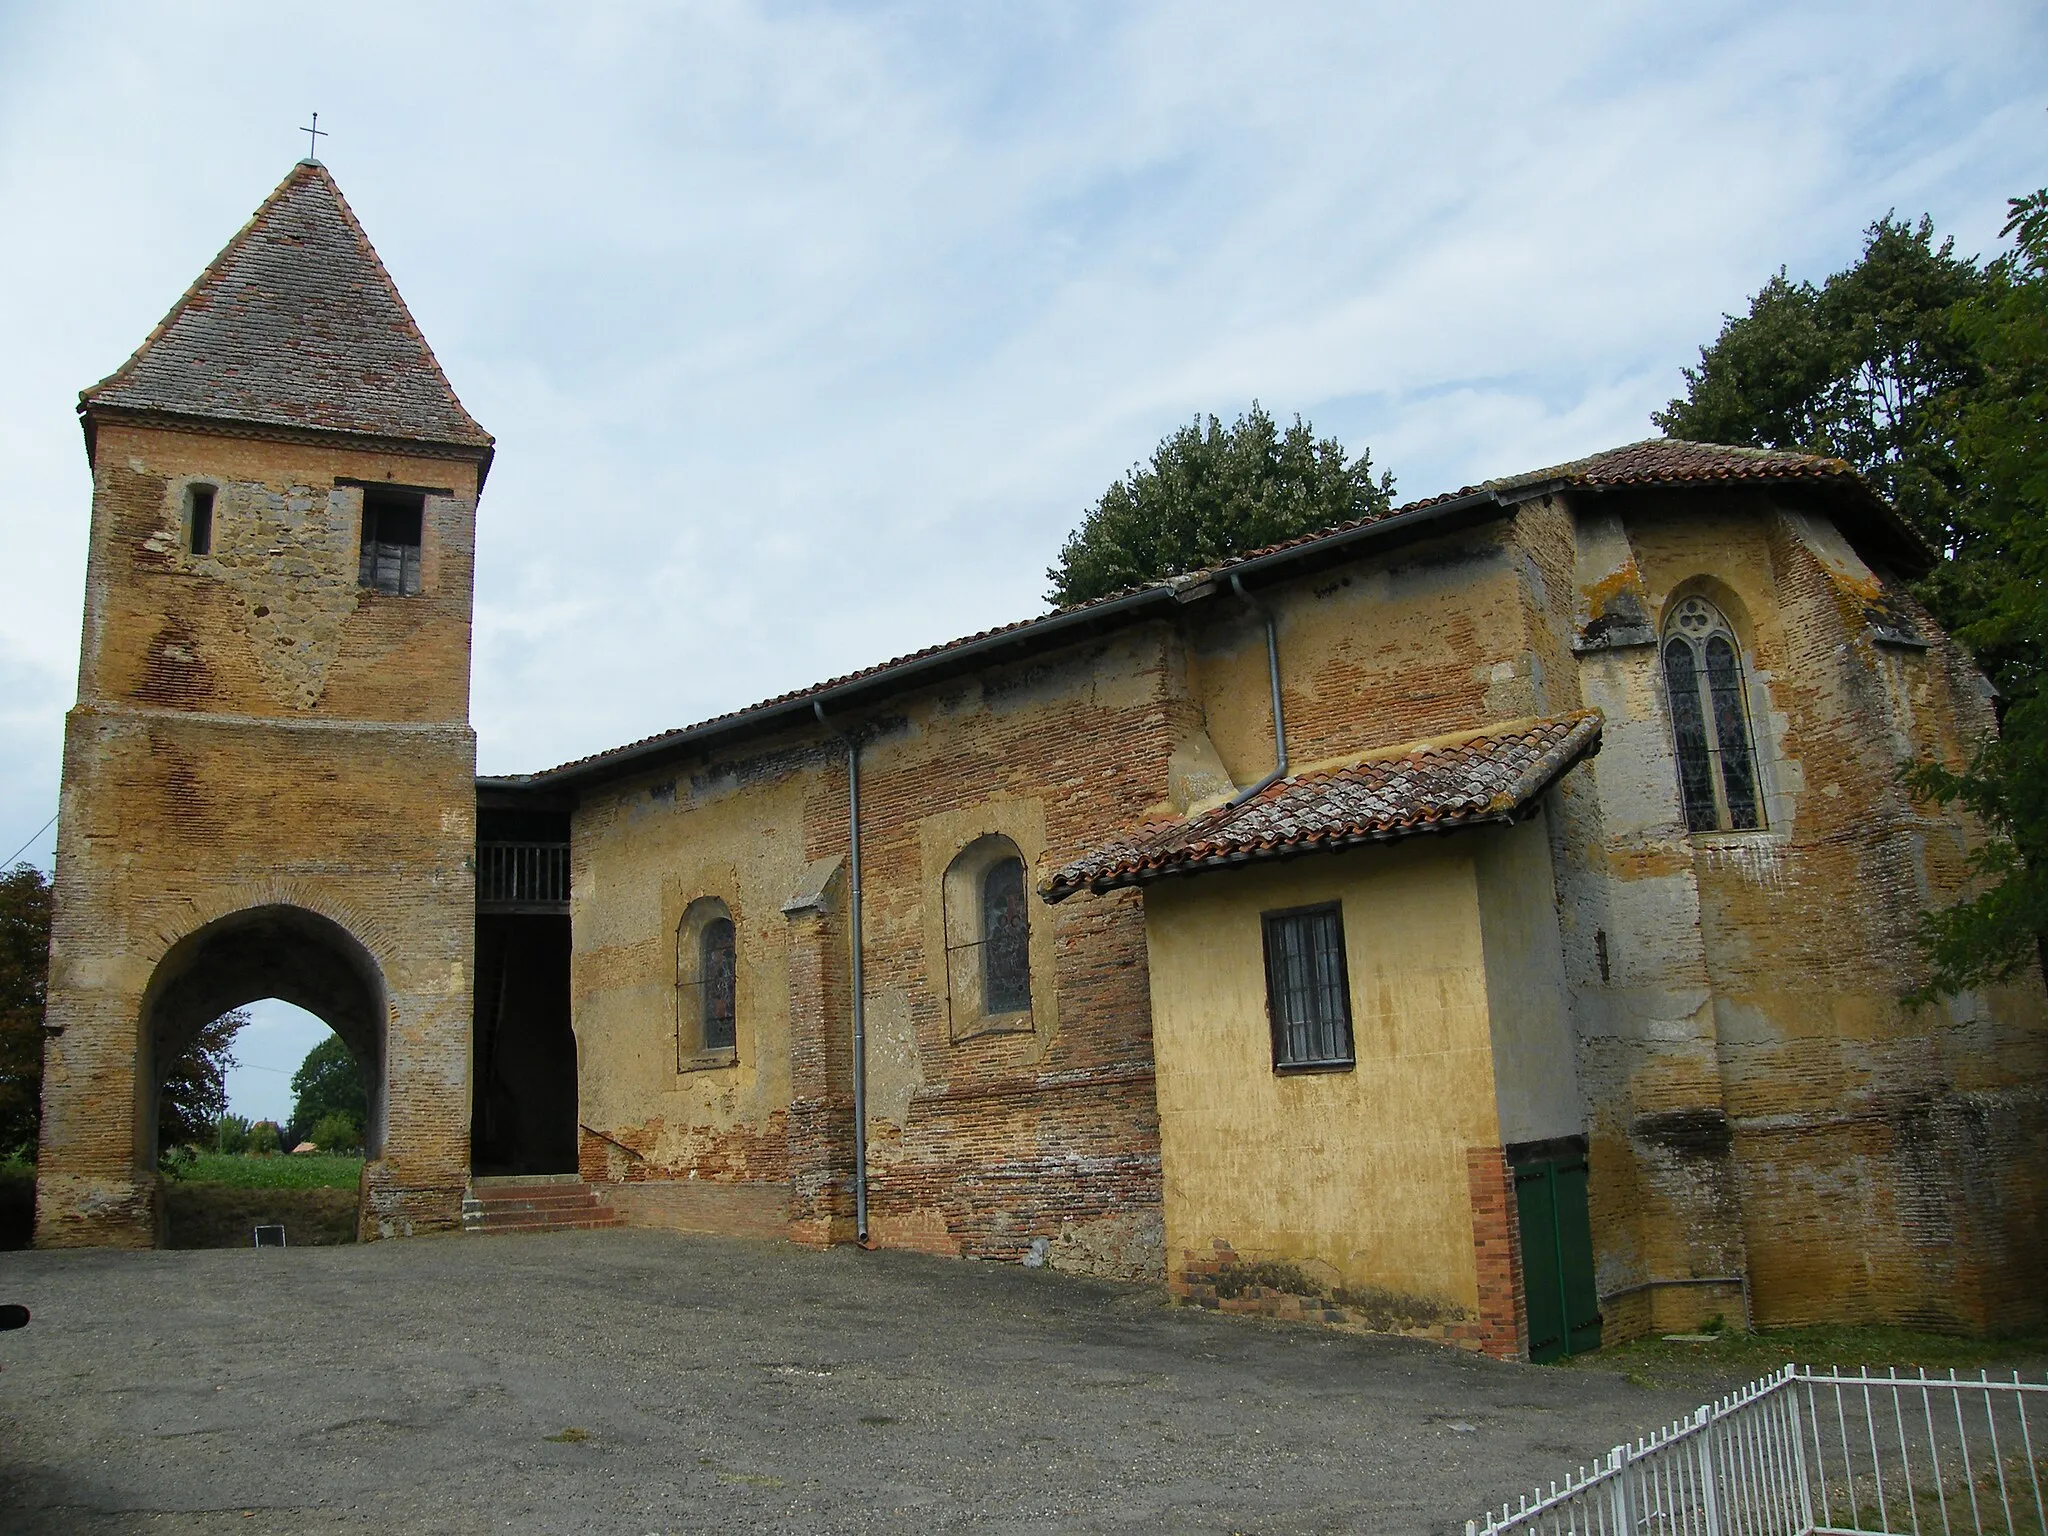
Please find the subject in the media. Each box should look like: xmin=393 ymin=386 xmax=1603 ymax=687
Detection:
xmin=462 ymin=1178 xmax=622 ymax=1236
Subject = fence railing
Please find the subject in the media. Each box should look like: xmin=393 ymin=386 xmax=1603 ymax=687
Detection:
xmin=477 ymin=841 xmax=570 ymax=912
xmin=1469 ymin=1365 xmax=2047 ymax=1536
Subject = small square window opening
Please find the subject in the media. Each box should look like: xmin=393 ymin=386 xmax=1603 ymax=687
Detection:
xmin=359 ymin=488 xmax=424 ymax=595
xmin=1262 ymin=903 xmax=1355 ymax=1072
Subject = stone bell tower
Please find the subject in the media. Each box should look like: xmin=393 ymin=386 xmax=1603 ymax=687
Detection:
xmin=36 ymin=159 xmax=493 ymax=1246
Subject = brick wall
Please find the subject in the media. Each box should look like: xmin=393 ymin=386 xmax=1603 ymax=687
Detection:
xmin=37 ymin=419 xmax=483 ymax=1247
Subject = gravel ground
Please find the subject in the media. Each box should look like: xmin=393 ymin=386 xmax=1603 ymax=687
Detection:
xmin=0 ymin=1228 xmax=1710 ymax=1535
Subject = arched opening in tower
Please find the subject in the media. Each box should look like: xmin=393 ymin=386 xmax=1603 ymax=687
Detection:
xmin=140 ymin=906 xmax=387 ymax=1167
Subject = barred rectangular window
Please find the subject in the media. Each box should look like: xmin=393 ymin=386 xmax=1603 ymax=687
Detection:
xmin=1261 ymin=903 xmax=1354 ymax=1071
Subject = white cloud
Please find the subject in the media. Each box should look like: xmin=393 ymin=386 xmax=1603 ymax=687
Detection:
xmin=0 ymin=0 xmax=2042 ymax=805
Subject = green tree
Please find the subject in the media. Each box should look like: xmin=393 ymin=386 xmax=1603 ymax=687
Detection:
xmin=159 ymin=1010 xmax=244 ymax=1152
xmin=288 ymin=1033 xmax=367 ymax=1148
xmin=305 ymin=1110 xmax=362 ymax=1154
xmin=0 ymin=863 xmax=53 ymax=1159
xmin=1901 ymin=190 xmax=2048 ymax=997
xmin=1046 ymin=403 xmax=1395 ymax=608
xmin=1655 ymin=214 xmax=1993 ymax=637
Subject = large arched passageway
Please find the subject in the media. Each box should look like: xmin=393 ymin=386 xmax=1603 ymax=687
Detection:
xmin=140 ymin=905 xmax=387 ymax=1166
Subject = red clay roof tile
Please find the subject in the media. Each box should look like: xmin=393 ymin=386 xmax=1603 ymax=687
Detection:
xmin=80 ymin=160 xmax=492 ymax=453
xmin=1042 ymin=712 xmax=1603 ymax=900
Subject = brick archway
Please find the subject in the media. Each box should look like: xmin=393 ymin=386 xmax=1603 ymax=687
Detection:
xmin=141 ymin=904 xmax=387 ymax=1160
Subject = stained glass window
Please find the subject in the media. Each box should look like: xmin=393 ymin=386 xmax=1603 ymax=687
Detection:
xmin=1662 ymin=595 xmax=1765 ymax=833
xmin=700 ymin=917 xmax=736 ymax=1051
xmin=981 ymin=857 xmax=1031 ymax=1014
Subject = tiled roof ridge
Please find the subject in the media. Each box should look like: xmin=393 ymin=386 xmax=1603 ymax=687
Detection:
xmin=1495 ymin=437 xmax=1858 ymax=492
xmin=79 ymin=159 xmax=492 ymax=452
xmin=509 ymin=436 xmax=1891 ymax=785
xmin=1044 ymin=440 xmax=1864 ymax=612
xmin=1040 ymin=711 xmax=1604 ymax=900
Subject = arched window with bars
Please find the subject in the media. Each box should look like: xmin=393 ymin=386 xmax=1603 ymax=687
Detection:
xmin=1661 ymin=594 xmax=1764 ymax=833
xmin=941 ymin=834 xmax=1036 ymax=1040
xmin=675 ymin=897 xmax=738 ymax=1067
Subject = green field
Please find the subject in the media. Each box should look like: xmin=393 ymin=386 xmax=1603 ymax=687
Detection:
xmin=173 ymin=1153 xmax=364 ymax=1190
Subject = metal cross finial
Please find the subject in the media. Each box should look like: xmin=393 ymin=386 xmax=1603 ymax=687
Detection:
xmin=300 ymin=113 xmax=327 ymax=161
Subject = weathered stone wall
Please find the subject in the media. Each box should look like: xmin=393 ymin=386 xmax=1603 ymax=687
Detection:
xmin=38 ymin=420 xmax=481 ymax=1247
xmin=1522 ymin=486 xmax=2048 ymax=1336
xmin=566 ymin=482 xmax=2042 ymax=1338
xmin=569 ymin=521 xmax=1545 ymax=1287
xmin=570 ymin=624 xmax=1189 ymax=1278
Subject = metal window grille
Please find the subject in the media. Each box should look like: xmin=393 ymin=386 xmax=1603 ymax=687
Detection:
xmin=477 ymin=842 xmax=569 ymax=912
xmin=1468 ymin=1364 xmax=2048 ymax=1536
xmin=1262 ymin=904 xmax=1354 ymax=1070
xmin=981 ymin=858 xmax=1031 ymax=1015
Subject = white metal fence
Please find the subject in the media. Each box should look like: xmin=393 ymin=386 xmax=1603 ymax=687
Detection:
xmin=1468 ymin=1365 xmax=2047 ymax=1536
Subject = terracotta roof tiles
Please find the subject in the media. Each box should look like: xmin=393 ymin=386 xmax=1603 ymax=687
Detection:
xmin=1042 ymin=712 xmax=1603 ymax=900
xmin=80 ymin=160 xmax=492 ymax=453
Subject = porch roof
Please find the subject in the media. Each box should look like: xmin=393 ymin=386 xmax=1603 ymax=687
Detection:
xmin=1041 ymin=711 xmax=1603 ymax=902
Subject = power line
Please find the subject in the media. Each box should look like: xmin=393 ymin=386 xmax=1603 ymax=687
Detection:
xmin=3 ymin=813 xmax=57 ymax=870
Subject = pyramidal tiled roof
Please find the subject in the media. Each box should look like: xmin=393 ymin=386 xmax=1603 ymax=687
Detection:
xmin=80 ymin=160 xmax=492 ymax=453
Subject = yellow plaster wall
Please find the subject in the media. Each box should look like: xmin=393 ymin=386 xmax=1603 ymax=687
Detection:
xmin=1145 ymin=838 xmax=1501 ymax=1316
xmin=569 ymin=747 xmax=810 ymax=1183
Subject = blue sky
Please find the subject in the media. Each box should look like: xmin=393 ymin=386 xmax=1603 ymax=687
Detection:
xmin=1 ymin=3 xmax=2043 ymax=1119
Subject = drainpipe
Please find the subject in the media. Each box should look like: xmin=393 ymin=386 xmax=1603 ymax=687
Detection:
xmin=814 ymin=701 xmax=870 ymax=1246
xmin=1228 ymin=572 xmax=1289 ymax=806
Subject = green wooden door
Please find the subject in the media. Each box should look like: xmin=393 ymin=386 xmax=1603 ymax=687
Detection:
xmin=1514 ymin=1161 xmax=1565 ymax=1362
xmin=1513 ymin=1156 xmax=1602 ymax=1362
xmin=1554 ymin=1155 xmax=1603 ymax=1356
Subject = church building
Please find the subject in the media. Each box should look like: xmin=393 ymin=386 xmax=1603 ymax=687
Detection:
xmin=35 ymin=159 xmax=2048 ymax=1362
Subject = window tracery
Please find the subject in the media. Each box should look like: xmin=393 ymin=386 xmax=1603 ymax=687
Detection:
xmin=1661 ymin=595 xmax=1763 ymax=833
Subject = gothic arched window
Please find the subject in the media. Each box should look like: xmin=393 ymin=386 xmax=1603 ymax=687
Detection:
xmin=1661 ymin=595 xmax=1763 ymax=833
xmin=981 ymin=856 xmax=1031 ymax=1015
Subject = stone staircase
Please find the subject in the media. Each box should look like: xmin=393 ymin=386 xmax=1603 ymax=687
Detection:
xmin=462 ymin=1174 xmax=623 ymax=1235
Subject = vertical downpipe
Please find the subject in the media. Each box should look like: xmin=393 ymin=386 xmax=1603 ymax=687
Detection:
xmin=846 ymin=732 xmax=869 ymax=1245
xmin=817 ymin=701 xmax=870 ymax=1246
xmin=1228 ymin=573 xmax=1288 ymax=803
